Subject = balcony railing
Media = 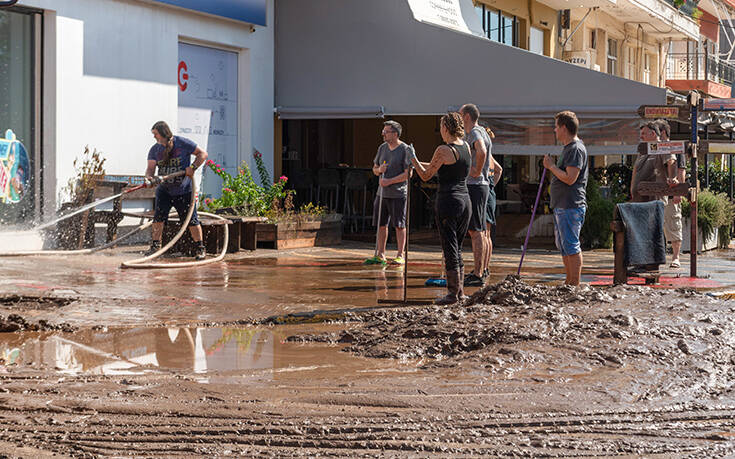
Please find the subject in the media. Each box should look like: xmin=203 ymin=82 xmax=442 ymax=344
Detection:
xmin=662 ymin=0 xmax=699 ymax=18
xmin=666 ymin=53 xmax=735 ymax=87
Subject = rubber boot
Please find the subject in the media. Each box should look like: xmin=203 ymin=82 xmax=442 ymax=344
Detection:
xmin=144 ymin=240 xmax=161 ymax=256
xmin=458 ymin=266 xmax=469 ymax=302
xmin=434 ymin=270 xmax=460 ymax=305
xmin=194 ymin=242 xmax=207 ymax=261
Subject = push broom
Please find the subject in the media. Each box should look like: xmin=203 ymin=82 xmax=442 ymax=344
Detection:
xmin=517 ymin=168 xmax=546 ymax=275
xmin=364 ymin=162 xmax=387 ymax=266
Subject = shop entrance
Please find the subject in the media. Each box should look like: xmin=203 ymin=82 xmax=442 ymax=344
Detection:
xmin=177 ymin=42 xmax=239 ymax=199
xmin=0 ymin=8 xmax=38 ymax=225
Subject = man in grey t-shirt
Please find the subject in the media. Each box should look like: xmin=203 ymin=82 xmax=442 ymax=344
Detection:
xmin=460 ymin=103 xmax=493 ymax=286
xmin=543 ymin=111 xmax=588 ymax=286
xmin=372 ymin=120 xmax=412 ymax=264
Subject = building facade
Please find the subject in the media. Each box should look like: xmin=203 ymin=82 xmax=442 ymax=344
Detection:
xmin=0 ymin=0 xmax=274 ymax=225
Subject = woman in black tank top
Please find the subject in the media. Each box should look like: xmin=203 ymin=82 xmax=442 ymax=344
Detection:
xmin=409 ymin=112 xmax=472 ymax=305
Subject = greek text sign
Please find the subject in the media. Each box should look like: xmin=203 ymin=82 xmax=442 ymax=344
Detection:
xmin=406 ymin=0 xmax=484 ymax=37
xmin=146 ymin=0 xmax=266 ymax=26
xmin=638 ymin=141 xmax=686 ymax=156
xmin=637 ymin=105 xmax=688 ymax=119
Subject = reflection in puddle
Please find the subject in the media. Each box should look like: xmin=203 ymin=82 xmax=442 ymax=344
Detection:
xmin=0 ymin=325 xmax=402 ymax=378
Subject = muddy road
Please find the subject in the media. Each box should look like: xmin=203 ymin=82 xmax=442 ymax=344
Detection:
xmin=2 ymin=275 xmax=735 ymax=456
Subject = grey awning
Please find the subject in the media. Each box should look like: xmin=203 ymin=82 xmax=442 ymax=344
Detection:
xmin=493 ymin=144 xmax=638 ymax=156
xmin=276 ymin=106 xmax=385 ymax=119
xmin=275 ymin=0 xmax=666 ymax=118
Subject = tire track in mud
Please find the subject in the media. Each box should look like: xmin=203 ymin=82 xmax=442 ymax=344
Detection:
xmin=1 ymin=397 xmax=734 ymax=457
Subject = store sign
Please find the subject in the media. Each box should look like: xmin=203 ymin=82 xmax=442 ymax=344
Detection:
xmin=638 ymin=141 xmax=686 ymax=156
xmin=562 ymin=51 xmax=591 ymax=69
xmin=637 ymin=105 xmax=688 ymax=119
xmin=146 ymin=0 xmax=266 ymax=26
xmin=702 ymin=98 xmax=735 ymax=111
xmin=406 ymin=0 xmax=484 ymax=37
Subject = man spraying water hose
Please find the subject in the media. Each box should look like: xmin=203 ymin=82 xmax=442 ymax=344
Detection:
xmin=145 ymin=121 xmax=209 ymax=260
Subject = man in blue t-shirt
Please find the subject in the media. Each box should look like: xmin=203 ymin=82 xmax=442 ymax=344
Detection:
xmin=543 ymin=111 xmax=588 ymax=286
xmin=145 ymin=121 xmax=209 ymax=259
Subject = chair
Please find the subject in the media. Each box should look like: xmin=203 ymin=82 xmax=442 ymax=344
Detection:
xmin=290 ymin=169 xmax=315 ymax=207
xmin=316 ymin=168 xmax=340 ymax=211
xmin=342 ymin=170 xmax=371 ymax=233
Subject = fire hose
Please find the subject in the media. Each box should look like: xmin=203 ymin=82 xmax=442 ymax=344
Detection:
xmin=0 ymin=171 xmax=228 ymax=269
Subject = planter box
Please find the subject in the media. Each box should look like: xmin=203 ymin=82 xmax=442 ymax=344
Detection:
xmin=256 ymin=213 xmax=342 ymax=249
xmin=681 ymin=218 xmax=719 ymax=253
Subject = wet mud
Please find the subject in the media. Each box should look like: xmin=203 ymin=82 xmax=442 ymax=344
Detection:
xmin=2 ymin=276 xmax=735 ymax=455
xmin=289 ymin=276 xmax=735 ymax=404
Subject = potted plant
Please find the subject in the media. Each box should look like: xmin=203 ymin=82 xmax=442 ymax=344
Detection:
xmin=681 ymin=189 xmax=735 ymax=252
xmin=201 ymin=151 xmax=341 ymax=249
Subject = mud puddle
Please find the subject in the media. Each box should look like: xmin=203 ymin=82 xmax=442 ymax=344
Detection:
xmin=0 ymin=324 xmax=418 ymax=380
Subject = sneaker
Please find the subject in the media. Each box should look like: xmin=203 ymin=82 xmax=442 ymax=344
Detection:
xmin=482 ymin=269 xmax=490 ymax=280
xmin=391 ymin=256 xmax=405 ymax=265
xmin=195 ymin=245 xmax=207 ymax=261
xmin=144 ymin=241 xmax=161 ymax=256
xmin=463 ymin=272 xmax=484 ymax=287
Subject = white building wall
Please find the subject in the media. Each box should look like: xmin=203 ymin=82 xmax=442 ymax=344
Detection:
xmin=18 ymin=0 xmax=274 ymax=210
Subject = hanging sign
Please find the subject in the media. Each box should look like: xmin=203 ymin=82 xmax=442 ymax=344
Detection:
xmin=144 ymin=0 xmax=266 ymax=26
xmin=0 ymin=130 xmax=31 ymax=204
xmin=637 ymin=141 xmax=687 ymax=156
xmin=702 ymin=98 xmax=735 ymax=111
xmin=699 ymin=141 xmax=735 ymax=154
xmin=637 ymin=105 xmax=689 ymax=120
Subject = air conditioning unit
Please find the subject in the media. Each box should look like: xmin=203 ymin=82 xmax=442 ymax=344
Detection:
xmin=562 ymin=50 xmax=593 ymax=69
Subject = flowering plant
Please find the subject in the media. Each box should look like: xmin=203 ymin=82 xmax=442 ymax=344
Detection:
xmin=201 ymin=150 xmax=292 ymax=217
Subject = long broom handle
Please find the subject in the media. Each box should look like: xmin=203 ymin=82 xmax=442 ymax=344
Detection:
xmin=403 ymin=166 xmax=412 ymax=303
xmin=517 ymin=167 xmax=547 ymax=276
xmin=373 ymin=162 xmax=386 ymax=257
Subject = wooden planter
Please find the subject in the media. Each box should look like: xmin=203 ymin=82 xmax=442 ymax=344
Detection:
xmin=256 ymin=214 xmax=342 ymax=249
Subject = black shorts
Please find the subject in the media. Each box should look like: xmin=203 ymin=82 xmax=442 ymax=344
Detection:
xmin=154 ymin=186 xmax=200 ymax=226
xmin=467 ymin=184 xmax=489 ymax=232
xmin=372 ymin=195 xmax=407 ymax=228
xmin=486 ymin=185 xmax=497 ymax=226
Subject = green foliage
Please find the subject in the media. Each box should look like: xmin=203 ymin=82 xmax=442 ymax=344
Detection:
xmin=591 ymin=163 xmax=631 ymax=204
xmin=580 ymin=177 xmax=615 ymax=249
xmin=681 ymin=189 xmax=735 ymax=248
xmin=200 ymin=152 xmax=291 ymax=217
xmin=697 ymin=158 xmax=733 ymax=195
xmin=63 ymin=146 xmax=106 ymax=205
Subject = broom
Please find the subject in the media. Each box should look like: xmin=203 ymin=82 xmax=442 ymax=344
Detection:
xmin=364 ymin=162 xmax=387 ymax=265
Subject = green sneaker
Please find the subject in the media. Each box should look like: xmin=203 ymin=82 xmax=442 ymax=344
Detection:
xmin=391 ymin=256 xmax=405 ymax=265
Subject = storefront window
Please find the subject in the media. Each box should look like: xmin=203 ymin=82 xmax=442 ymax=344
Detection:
xmin=0 ymin=9 xmax=35 ymax=224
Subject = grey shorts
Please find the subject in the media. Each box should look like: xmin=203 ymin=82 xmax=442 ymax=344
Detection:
xmin=373 ymin=195 xmax=407 ymax=228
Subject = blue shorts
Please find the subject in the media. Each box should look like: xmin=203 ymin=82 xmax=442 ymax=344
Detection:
xmin=154 ymin=187 xmax=200 ymax=226
xmin=553 ymin=206 xmax=585 ymax=256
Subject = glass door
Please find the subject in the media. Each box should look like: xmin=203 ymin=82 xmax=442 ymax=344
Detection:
xmin=0 ymin=8 xmax=37 ymax=225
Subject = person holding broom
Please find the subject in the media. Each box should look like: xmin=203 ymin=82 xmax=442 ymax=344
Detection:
xmin=409 ymin=112 xmax=471 ymax=304
xmin=367 ymin=121 xmax=413 ymax=265
xmin=542 ymin=111 xmax=588 ymax=286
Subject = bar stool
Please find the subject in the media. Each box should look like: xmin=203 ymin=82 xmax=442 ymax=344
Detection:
xmin=290 ymin=169 xmax=314 ymax=207
xmin=342 ymin=170 xmax=370 ymax=233
xmin=317 ymin=168 xmax=340 ymax=211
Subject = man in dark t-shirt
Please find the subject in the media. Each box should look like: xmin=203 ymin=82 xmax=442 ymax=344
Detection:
xmin=145 ymin=121 xmax=209 ymax=259
xmin=543 ymin=111 xmax=588 ymax=286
